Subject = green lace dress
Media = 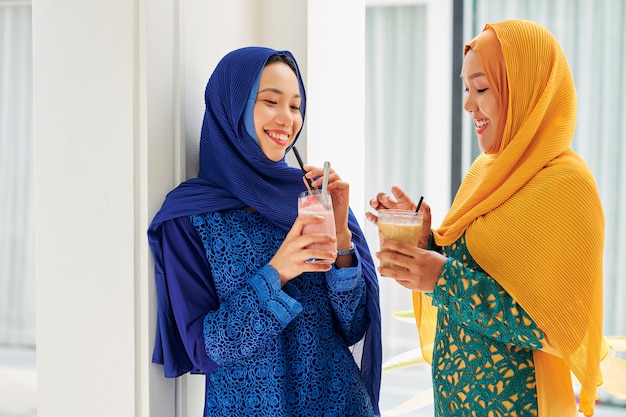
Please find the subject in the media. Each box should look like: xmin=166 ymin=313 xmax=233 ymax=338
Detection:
xmin=428 ymin=233 xmax=545 ymax=416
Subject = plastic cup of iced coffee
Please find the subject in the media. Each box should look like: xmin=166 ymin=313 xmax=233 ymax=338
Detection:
xmin=377 ymin=209 xmax=423 ymax=270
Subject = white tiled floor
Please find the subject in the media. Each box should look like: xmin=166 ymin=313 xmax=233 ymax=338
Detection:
xmin=1 ymin=346 xmax=625 ymax=417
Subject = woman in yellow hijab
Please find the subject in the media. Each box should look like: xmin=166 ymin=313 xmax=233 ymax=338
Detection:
xmin=367 ymin=20 xmax=604 ymax=416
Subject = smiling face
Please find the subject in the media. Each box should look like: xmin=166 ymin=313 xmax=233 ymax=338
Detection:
xmin=461 ymin=48 xmax=501 ymax=153
xmin=253 ymin=62 xmax=303 ymax=162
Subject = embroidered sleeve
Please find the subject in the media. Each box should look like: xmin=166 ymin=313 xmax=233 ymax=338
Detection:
xmin=203 ymin=265 xmax=303 ymax=366
xmin=325 ymin=251 xmax=369 ymax=345
xmin=184 ymin=212 xmax=306 ymax=367
xmin=431 ymin=257 xmax=543 ymax=350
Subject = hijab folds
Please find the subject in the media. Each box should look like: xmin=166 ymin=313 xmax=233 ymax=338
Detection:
xmin=414 ymin=20 xmax=605 ymax=416
xmin=148 ymin=47 xmax=382 ymax=413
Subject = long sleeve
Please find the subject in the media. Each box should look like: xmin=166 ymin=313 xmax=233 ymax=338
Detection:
xmin=162 ymin=217 xmax=303 ymax=369
xmin=325 ymin=253 xmax=369 ymax=346
xmin=161 ymin=217 xmax=220 ymax=373
xmin=202 ymin=265 xmax=302 ymax=366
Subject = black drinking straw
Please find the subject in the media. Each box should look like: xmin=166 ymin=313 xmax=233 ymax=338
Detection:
xmin=415 ymin=196 xmax=424 ymax=213
xmin=292 ymin=146 xmax=315 ymax=191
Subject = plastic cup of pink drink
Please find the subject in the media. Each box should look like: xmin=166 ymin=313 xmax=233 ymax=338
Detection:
xmin=298 ymin=191 xmax=337 ymax=263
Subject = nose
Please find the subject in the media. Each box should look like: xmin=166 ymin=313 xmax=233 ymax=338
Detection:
xmin=275 ymin=107 xmax=293 ymax=126
xmin=463 ymin=93 xmax=476 ymax=113
xmin=463 ymin=91 xmax=478 ymax=113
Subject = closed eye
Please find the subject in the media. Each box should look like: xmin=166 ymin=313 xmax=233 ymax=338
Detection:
xmin=464 ymin=87 xmax=489 ymax=94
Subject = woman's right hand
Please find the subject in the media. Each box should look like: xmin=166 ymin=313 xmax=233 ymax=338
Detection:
xmin=268 ymin=214 xmax=336 ymax=286
xmin=365 ymin=186 xmax=417 ymax=225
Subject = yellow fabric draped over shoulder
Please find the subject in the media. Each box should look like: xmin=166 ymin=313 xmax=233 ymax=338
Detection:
xmin=415 ymin=19 xmax=605 ymax=416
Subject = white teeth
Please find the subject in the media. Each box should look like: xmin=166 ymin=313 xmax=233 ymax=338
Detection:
xmin=475 ymin=119 xmax=489 ymax=128
xmin=268 ymin=132 xmax=288 ymax=142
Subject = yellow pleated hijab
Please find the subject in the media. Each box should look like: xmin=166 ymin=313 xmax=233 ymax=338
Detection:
xmin=414 ymin=20 xmax=605 ymax=416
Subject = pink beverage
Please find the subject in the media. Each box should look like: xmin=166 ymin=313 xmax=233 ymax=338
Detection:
xmin=298 ymin=191 xmax=337 ymax=263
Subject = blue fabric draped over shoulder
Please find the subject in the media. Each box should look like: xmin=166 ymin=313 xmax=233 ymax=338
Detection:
xmin=147 ymin=46 xmax=382 ymax=413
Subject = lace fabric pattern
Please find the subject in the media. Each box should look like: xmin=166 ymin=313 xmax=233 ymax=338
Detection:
xmin=430 ymin=233 xmax=544 ymax=416
xmin=190 ymin=210 xmax=374 ymax=416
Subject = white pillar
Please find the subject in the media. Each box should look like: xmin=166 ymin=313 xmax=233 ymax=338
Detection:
xmin=33 ymin=0 xmax=178 ymax=415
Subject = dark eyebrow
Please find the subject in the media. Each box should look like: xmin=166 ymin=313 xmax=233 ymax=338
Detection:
xmin=258 ymin=87 xmax=301 ymax=99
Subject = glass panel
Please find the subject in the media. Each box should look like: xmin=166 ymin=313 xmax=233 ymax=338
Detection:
xmin=365 ymin=5 xmax=428 ymax=360
xmin=0 ymin=4 xmax=35 ymax=347
xmin=365 ymin=5 xmax=427 ymax=206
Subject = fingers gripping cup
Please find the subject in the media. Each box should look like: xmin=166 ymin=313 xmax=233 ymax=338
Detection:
xmin=377 ymin=209 xmax=423 ymax=270
xmin=298 ymin=191 xmax=337 ymax=263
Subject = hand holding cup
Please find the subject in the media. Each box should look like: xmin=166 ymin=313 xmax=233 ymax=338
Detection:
xmin=298 ymin=191 xmax=337 ymax=264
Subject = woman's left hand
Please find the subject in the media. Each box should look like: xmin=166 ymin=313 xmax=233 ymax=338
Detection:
xmin=303 ymin=165 xmax=352 ymax=247
xmin=376 ymin=241 xmax=447 ymax=292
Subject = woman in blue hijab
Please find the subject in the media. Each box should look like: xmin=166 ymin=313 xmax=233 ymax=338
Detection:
xmin=148 ymin=47 xmax=382 ymax=416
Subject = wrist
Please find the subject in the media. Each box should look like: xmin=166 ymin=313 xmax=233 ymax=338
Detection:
xmin=337 ymin=241 xmax=355 ymax=256
xmin=336 ymin=230 xmax=353 ymax=250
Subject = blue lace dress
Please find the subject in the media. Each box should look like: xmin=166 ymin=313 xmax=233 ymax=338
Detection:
xmin=161 ymin=209 xmax=374 ymax=417
xmin=429 ymin=233 xmax=545 ymax=416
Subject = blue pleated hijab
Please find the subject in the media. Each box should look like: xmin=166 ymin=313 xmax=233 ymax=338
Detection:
xmin=147 ymin=46 xmax=381 ymax=414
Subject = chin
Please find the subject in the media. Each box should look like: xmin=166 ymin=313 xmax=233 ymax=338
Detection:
xmin=478 ymin=139 xmax=492 ymax=154
xmin=266 ymin=152 xmax=285 ymax=162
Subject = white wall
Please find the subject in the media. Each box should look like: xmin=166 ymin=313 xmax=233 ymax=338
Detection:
xmin=180 ymin=0 xmax=262 ymax=180
xmin=33 ymin=0 xmax=139 ymax=415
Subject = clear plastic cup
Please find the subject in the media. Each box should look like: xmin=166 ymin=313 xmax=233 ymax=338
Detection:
xmin=377 ymin=209 xmax=423 ymax=269
xmin=298 ymin=191 xmax=337 ymax=263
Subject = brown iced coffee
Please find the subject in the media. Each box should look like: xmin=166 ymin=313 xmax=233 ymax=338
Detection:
xmin=377 ymin=209 xmax=423 ymax=269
